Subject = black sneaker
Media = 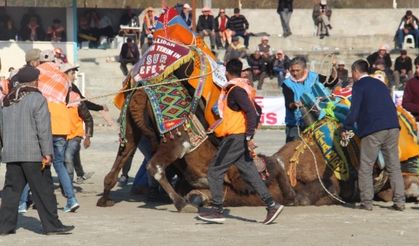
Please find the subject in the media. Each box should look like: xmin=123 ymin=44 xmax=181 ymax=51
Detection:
xmin=263 ymin=204 xmax=284 ymax=225
xmin=44 ymin=225 xmax=75 ymax=235
xmin=197 ymin=207 xmax=225 ymax=223
xmin=392 ymin=204 xmax=405 ymax=211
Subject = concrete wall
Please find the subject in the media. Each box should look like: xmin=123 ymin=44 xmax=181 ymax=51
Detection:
xmin=0 ymin=41 xmax=75 ymax=77
xmin=226 ymin=8 xmax=419 ymax=36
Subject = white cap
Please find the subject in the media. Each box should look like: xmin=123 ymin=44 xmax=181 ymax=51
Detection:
xmin=183 ymin=3 xmax=191 ymax=10
xmin=320 ymin=0 xmax=327 ymax=5
xmin=40 ymin=49 xmax=55 ymax=62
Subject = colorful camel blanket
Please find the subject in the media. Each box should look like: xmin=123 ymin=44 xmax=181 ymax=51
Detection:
xmin=144 ymin=81 xmax=192 ymax=135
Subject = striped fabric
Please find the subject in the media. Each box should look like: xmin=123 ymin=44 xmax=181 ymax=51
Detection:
xmin=37 ymin=62 xmax=70 ymax=103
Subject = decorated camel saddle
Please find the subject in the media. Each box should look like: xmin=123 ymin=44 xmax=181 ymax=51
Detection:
xmin=116 ymin=8 xmax=227 ymax=148
xmin=290 ymin=81 xmax=419 ymax=186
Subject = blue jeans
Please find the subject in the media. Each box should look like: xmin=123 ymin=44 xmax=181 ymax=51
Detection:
xmin=64 ymin=137 xmax=83 ymax=181
xmin=19 ymin=183 xmax=30 ymax=207
xmin=133 ymin=136 xmax=154 ymax=187
xmin=52 ymin=136 xmax=75 ymax=200
xmin=397 ymin=29 xmax=419 ymax=48
xmin=233 ymin=31 xmax=250 ymax=48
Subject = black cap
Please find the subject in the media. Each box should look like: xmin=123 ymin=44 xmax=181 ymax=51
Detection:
xmin=400 ymin=49 xmax=407 ymax=55
xmin=406 ymin=10 xmax=413 ymax=16
xmin=17 ymin=66 xmax=40 ymax=83
xmin=234 ymin=8 xmax=240 ymax=14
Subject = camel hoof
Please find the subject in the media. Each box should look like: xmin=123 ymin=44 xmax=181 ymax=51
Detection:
xmin=179 ymin=204 xmax=198 ymax=213
xmin=97 ymin=197 xmax=115 ymax=207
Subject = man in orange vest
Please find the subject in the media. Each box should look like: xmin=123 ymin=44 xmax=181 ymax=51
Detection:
xmin=198 ymin=59 xmax=284 ymax=225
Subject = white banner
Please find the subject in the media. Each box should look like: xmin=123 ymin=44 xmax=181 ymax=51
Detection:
xmin=255 ymin=96 xmax=286 ymax=126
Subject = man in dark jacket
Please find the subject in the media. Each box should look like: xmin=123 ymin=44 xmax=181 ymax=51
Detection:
xmin=394 ymin=50 xmax=413 ymax=89
xmin=197 ymin=7 xmax=216 ymax=50
xmin=0 ymin=66 xmax=74 ymax=235
xmin=277 ymin=0 xmax=293 ymax=37
xmin=227 ymin=8 xmax=250 ymax=49
xmin=402 ymin=56 xmax=419 ymax=132
xmin=395 ymin=10 xmax=419 ymax=49
xmin=119 ymin=37 xmax=139 ymax=76
xmin=248 ymin=50 xmax=268 ymax=90
xmin=343 ymin=59 xmax=405 ymax=211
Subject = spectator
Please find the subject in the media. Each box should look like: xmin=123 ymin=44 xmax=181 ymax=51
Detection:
xmin=141 ymin=34 xmax=154 ymax=55
xmin=197 ymin=7 xmax=216 ymax=50
xmin=214 ymin=8 xmax=231 ymax=49
xmin=120 ymin=6 xmax=138 ymax=27
xmin=395 ymin=10 xmax=419 ymax=49
xmin=97 ymin=13 xmax=114 ymax=38
xmin=0 ymin=15 xmax=18 ymax=40
xmin=330 ymin=60 xmax=349 ymax=88
xmin=54 ymin=48 xmax=68 ymax=64
xmin=257 ymin=36 xmax=274 ymax=77
xmin=119 ymin=37 xmax=140 ymax=76
xmin=46 ymin=19 xmax=66 ymax=42
xmin=394 ymin=50 xmax=413 ymax=90
xmin=223 ymin=36 xmax=247 ymax=63
xmin=248 ymin=50 xmax=268 ymax=90
xmin=272 ymin=49 xmax=290 ymax=87
xmin=20 ymin=16 xmax=46 ymax=41
xmin=367 ymin=44 xmax=393 ymax=85
xmin=343 ymin=59 xmax=405 ymax=211
xmin=140 ymin=7 xmax=157 ymax=46
xmin=277 ymin=0 xmax=293 ymax=38
xmin=61 ymin=63 xmax=95 ymax=184
xmin=78 ymin=14 xmax=97 ymax=47
xmin=227 ymin=8 xmax=250 ymax=49
xmin=312 ymin=0 xmax=332 ymax=39
xmin=181 ymin=3 xmax=193 ymax=30
xmin=0 ymin=66 xmax=75 ymax=235
xmin=20 ymin=8 xmax=43 ymax=30
xmin=402 ymin=57 xmax=419 ymax=131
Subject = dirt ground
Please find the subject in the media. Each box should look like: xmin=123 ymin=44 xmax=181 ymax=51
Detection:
xmin=0 ymin=128 xmax=419 ymax=246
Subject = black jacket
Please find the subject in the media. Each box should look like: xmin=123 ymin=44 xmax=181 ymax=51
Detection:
xmin=119 ymin=42 xmax=140 ymax=61
xmin=277 ymin=0 xmax=293 ymax=13
xmin=77 ymin=101 xmax=94 ymax=137
xmin=197 ymin=15 xmax=215 ymax=32
xmin=367 ymin=52 xmax=392 ymax=69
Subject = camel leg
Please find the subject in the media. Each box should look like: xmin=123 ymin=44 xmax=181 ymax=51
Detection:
xmin=97 ymin=117 xmax=140 ymax=207
xmin=147 ymin=141 xmax=198 ymax=213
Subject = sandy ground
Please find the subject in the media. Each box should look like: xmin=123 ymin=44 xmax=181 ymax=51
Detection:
xmin=0 ymin=128 xmax=419 ymax=246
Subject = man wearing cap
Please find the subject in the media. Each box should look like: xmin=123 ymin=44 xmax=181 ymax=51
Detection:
xmin=60 ymin=63 xmax=94 ymax=184
xmin=223 ymin=36 xmax=246 ymax=63
xmin=141 ymin=34 xmax=154 ymax=55
xmin=367 ymin=45 xmax=393 ymax=84
xmin=396 ymin=10 xmax=419 ymax=49
xmin=181 ymin=4 xmax=193 ymax=30
xmin=394 ymin=50 xmax=413 ymax=89
xmin=0 ymin=66 xmax=75 ymax=235
xmin=119 ymin=37 xmax=140 ymax=76
xmin=248 ymin=50 xmax=268 ymax=90
xmin=273 ymin=49 xmax=290 ymax=87
xmin=331 ymin=60 xmax=349 ymax=88
xmin=227 ymin=8 xmax=250 ymax=49
xmin=257 ymin=36 xmax=274 ymax=77
xmin=197 ymin=7 xmax=216 ymax=50
xmin=277 ymin=0 xmax=293 ymax=38
xmin=37 ymin=49 xmax=80 ymax=213
xmin=312 ymin=0 xmax=332 ymax=39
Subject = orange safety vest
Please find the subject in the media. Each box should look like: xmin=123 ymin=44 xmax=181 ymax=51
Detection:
xmin=214 ymin=78 xmax=256 ymax=137
xmin=48 ymin=102 xmax=71 ymax=135
xmin=67 ymin=106 xmax=84 ymax=140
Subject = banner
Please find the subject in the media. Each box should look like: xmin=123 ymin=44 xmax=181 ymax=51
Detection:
xmin=255 ymin=96 xmax=286 ymax=126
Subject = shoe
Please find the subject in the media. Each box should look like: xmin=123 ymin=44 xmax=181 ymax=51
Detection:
xmin=263 ymin=204 xmax=284 ymax=225
xmin=392 ymin=204 xmax=405 ymax=211
xmin=75 ymin=176 xmax=84 ymax=184
xmin=327 ymin=24 xmax=333 ymax=30
xmin=76 ymin=172 xmax=95 ymax=184
xmin=18 ymin=203 xmax=27 ymax=214
xmin=44 ymin=225 xmax=75 ymax=235
xmin=359 ymin=203 xmax=373 ymax=211
xmin=197 ymin=207 xmax=225 ymax=223
xmin=118 ymin=175 xmax=129 ymax=187
xmin=0 ymin=230 xmax=16 ymax=236
xmin=64 ymin=198 xmax=80 ymax=213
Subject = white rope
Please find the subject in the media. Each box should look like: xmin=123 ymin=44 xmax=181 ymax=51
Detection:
xmin=296 ymin=106 xmax=347 ymax=204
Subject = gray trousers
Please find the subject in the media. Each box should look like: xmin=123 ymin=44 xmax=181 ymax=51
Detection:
xmin=359 ymin=128 xmax=405 ymax=206
xmin=279 ymin=9 xmax=292 ymax=34
xmin=208 ymin=134 xmax=273 ymax=207
xmin=199 ymin=29 xmax=216 ymax=48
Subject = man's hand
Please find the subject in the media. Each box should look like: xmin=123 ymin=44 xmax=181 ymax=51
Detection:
xmin=102 ymin=104 xmax=109 ymax=112
xmin=247 ymin=139 xmax=257 ymax=158
xmin=42 ymin=155 xmax=52 ymax=170
xmin=83 ymin=136 xmax=91 ymax=149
